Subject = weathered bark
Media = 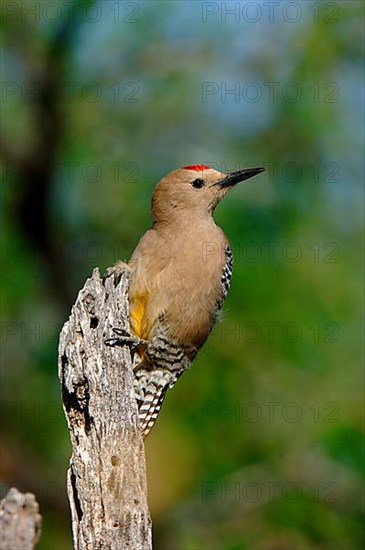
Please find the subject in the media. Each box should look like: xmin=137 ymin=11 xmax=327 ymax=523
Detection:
xmin=58 ymin=265 xmax=152 ymax=549
xmin=0 ymin=487 xmax=42 ymax=550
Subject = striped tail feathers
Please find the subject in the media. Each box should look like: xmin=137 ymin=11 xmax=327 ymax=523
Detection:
xmin=134 ymin=368 xmax=181 ymax=438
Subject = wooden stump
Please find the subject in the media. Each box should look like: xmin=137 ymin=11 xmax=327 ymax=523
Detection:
xmin=58 ymin=266 xmax=152 ymax=549
xmin=0 ymin=487 xmax=42 ymax=550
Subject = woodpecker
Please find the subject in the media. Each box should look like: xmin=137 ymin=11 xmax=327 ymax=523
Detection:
xmin=106 ymin=164 xmax=265 ymax=437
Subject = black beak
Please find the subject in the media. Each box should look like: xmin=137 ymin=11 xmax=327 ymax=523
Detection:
xmin=216 ymin=167 xmax=265 ymax=188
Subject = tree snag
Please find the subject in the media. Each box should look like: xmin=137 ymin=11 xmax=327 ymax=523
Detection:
xmin=58 ymin=265 xmax=152 ymax=549
xmin=0 ymin=487 xmax=42 ymax=550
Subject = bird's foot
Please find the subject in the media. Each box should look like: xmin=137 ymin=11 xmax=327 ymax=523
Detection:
xmin=105 ymin=327 xmax=147 ymax=350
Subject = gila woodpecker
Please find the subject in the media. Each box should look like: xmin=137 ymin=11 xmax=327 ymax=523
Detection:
xmin=106 ymin=164 xmax=265 ymax=437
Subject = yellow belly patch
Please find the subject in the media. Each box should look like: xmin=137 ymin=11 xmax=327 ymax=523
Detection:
xmin=129 ymin=293 xmax=148 ymax=339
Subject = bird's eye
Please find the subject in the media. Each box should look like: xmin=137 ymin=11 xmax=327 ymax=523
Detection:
xmin=191 ymin=178 xmax=205 ymax=189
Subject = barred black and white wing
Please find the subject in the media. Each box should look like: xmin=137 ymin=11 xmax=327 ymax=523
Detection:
xmin=216 ymin=244 xmax=233 ymax=312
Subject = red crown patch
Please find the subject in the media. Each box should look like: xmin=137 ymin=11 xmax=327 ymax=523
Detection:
xmin=182 ymin=164 xmax=210 ymax=171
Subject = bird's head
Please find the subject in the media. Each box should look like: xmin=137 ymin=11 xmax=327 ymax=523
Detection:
xmin=151 ymin=164 xmax=265 ymax=225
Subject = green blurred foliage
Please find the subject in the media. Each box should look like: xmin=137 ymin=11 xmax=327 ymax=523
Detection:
xmin=1 ymin=1 xmax=364 ymax=549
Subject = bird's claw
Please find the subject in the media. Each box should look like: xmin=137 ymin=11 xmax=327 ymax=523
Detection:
xmin=104 ymin=327 xmax=147 ymax=349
